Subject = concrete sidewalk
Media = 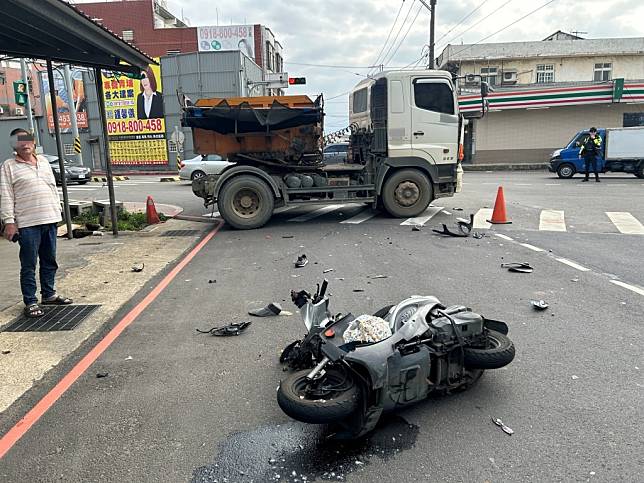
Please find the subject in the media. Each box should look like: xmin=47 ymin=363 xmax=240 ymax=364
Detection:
xmin=0 ymin=218 xmax=217 ymax=413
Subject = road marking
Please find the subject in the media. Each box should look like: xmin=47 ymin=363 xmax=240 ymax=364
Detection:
xmin=0 ymin=222 xmax=223 ymax=459
xmin=610 ymin=280 xmax=644 ymax=297
xmin=545 ymin=183 xmax=561 ymax=186
xmin=400 ymin=206 xmax=443 ymax=226
xmin=606 ymin=212 xmax=644 ymax=235
xmin=442 ymin=210 xmax=452 ymax=215
xmin=495 ymin=234 xmax=514 ymax=241
xmin=555 ymin=257 xmax=590 ymax=271
xmin=341 ymin=208 xmax=378 ymax=224
xmin=287 ymin=204 xmax=346 ymax=222
xmin=473 ymin=208 xmax=493 ymax=229
xmin=539 ymin=210 xmax=566 ymax=231
xmin=516 ymin=183 xmax=532 ymax=186
xmin=520 ymin=243 xmax=545 ymax=252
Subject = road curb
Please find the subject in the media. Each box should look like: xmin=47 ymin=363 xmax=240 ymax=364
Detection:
xmin=463 ymin=163 xmax=549 ymax=172
xmin=91 ymin=176 xmax=130 ymax=182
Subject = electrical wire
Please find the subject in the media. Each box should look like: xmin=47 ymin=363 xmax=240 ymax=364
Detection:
xmin=377 ymin=0 xmax=418 ymax=71
xmin=383 ymin=2 xmax=425 ymax=67
xmin=368 ymin=0 xmax=407 ymax=75
xmin=433 ymin=0 xmax=492 ymax=48
xmin=284 ymin=61 xmax=376 ymax=69
xmin=447 ymin=0 xmax=558 ymax=60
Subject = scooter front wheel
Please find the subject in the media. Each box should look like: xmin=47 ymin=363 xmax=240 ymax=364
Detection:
xmin=277 ymin=368 xmax=360 ymax=424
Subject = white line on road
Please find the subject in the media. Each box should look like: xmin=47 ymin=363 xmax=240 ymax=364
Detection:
xmin=539 ymin=210 xmax=566 ymax=231
xmin=400 ymin=206 xmax=443 ymax=226
xmin=609 ymin=280 xmax=644 ymax=297
xmin=520 ymin=243 xmax=545 ymax=252
xmin=516 ymin=183 xmax=533 ymax=186
xmin=341 ymin=209 xmax=378 ymax=224
xmin=606 ymin=212 xmax=644 ymax=235
xmin=473 ymin=208 xmax=493 ymax=229
xmin=495 ymin=234 xmax=514 ymax=241
xmin=555 ymin=257 xmax=590 ymax=271
xmin=545 ymin=183 xmax=561 ymax=186
xmin=287 ymin=204 xmax=346 ymax=222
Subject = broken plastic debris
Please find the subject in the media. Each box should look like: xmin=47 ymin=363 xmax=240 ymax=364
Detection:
xmin=531 ymin=299 xmax=549 ymax=310
xmin=501 ymin=262 xmax=534 ymax=273
xmin=96 ymin=372 xmax=109 ymax=378
xmin=125 ymin=356 xmax=133 ymax=361
xmin=472 ymin=232 xmax=484 ymax=239
xmin=323 ymin=268 xmax=334 ymax=273
xmin=571 ymin=375 xmax=579 ymax=380
xmin=411 ymin=225 xmax=421 ymax=232
xmin=353 ymin=289 xmax=365 ymax=292
xmin=491 ymin=416 xmax=513 ymax=435
xmin=131 ymin=262 xmax=144 ymax=272
xmin=369 ymin=274 xmax=388 ymax=279
xmin=1 ymin=350 xmax=11 ymax=355
xmin=208 ymin=279 xmax=217 ymax=284
xmin=196 ymin=321 xmax=252 ymax=337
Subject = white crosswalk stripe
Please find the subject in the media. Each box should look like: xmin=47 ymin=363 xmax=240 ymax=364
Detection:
xmin=606 ymin=212 xmax=644 ymax=234
xmin=341 ymin=208 xmax=378 ymax=224
xmin=539 ymin=210 xmax=566 ymax=232
xmin=473 ymin=209 xmax=493 ymax=229
xmin=400 ymin=206 xmax=443 ymax=226
xmin=287 ymin=204 xmax=347 ymax=222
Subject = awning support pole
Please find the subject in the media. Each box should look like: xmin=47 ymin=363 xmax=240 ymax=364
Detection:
xmin=93 ymin=67 xmax=119 ymax=236
xmin=46 ymin=59 xmax=73 ymax=240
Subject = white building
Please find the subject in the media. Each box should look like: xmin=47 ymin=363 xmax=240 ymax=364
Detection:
xmin=438 ymin=32 xmax=644 ymax=164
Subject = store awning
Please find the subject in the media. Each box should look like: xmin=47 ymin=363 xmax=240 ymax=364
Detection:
xmin=0 ymin=0 xmax=154 ymax=73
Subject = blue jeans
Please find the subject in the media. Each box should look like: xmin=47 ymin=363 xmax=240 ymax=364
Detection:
xmin=18 ymin=223 xmax=58 ymax=306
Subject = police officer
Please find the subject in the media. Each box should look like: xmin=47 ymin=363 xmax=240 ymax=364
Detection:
xmin=579 ymin=127 xmax=602 ymax=182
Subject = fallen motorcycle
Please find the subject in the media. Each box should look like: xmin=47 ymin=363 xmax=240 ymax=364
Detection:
xmin=277 ymin=280 xmax=515 ymax=438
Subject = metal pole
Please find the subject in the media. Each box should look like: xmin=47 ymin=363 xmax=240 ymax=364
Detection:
xmin=20 ymin=58 xmax=39 ymax=147
xmin=46 ymin=60 xmax=73 ymax=240
xmin=429 ymin=0 xmax=437 ymax=69
xmin=63 ymin=64 xmax=83 ymax=167
xmin=93 ymin=67 xmax=119 ymax=236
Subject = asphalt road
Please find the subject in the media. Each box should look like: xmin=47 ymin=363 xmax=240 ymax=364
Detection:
xmin=1 ymin=171 xmax=643 ymax=482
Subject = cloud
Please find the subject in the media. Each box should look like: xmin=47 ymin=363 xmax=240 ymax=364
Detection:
xmin=166 ymin=0 xmax=644 ymax=129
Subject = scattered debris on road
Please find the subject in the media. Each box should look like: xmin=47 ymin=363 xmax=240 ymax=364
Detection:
xmin=353 ymin=289 xmax=365 ymax=292
xmin=294 ymin=254 xmax=309 ymax=268
xmin=501 ymin=262 xmax=534 ymax=273
xmin=453 ymin=207 xmax=464 ymax=211
xmin=208 ymin=279 xmax=217 ymax=284
xmin=131 ymin=262 xmax=145 ymax=272
xmin=571 ymin=375 xmax=579 ymax=380
xmin=411 ymin=225 xmax=421 ymax=232
xmin=197 ymin=321 xmax=252 ymax=337
xmin=433 ymin=214 xmax=474 ymax=238
xmin=96 ymin=372 xmax=109 ymax=378
xmin=282 ymin=235 xmax=294 ymax=239
xmin=2 ymin=350 xmax=11 ymax=355
xmin=491 ymin=416 xmax=514 ymax=435
xmin=531 ymin=300 xmax=549 ymax=310
xmin=323 ymin=268 xmax=334 ymax=274
xmin=369 ymin=275 xmax=389 ymax=279
xmin=571 ymin=278 xmax=579 ymax=282
xmin=472 ymin=232 xmax=485 ymax=239
xmin=249 ymin=303 xmax=292 ymax=317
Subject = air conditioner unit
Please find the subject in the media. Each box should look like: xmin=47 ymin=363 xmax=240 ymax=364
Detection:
xmin=502 ymin=70 xmax=518 ymax=84
xmin=14 ymin=107 xmax=24 ymax=116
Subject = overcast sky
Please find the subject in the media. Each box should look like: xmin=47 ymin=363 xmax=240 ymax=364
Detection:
xmin=163 ymin=0 xmax=642 ymax=131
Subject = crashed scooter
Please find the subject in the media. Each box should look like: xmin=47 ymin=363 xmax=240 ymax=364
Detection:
xmin=277 ymin=280 xmax=515 ymax=438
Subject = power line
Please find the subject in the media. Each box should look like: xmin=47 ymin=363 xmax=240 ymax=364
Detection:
xmin=369 ymin=0 xmax=407 ymax=74
xmin=447 ymin=0 xmax=558 ymax=59
xmin=284 ymin=61 xmax=376 ymax=69
xmin=383 ymin=2 xmax=426 ymax=66
xmin=435 ymin=0 xmax=515 ymax=54
xmin=433 ymin=0 xmax=492 ymax=47
xmin=376 ymin=0 xmax=418 ymax=72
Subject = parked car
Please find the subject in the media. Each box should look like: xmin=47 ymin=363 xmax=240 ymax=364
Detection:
xmin=179 ymin=154 xmax=233 ymax=181
xmin=43 ymin=154 xmax=92 ymax=185
xmin=323 ymin=142 xmax=349 ymax=164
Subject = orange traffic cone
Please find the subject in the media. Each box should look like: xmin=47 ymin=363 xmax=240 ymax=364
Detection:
xmin=146 ymin=195 xmax=161 ymax=225
xmin=487 ymin=186 xmax=512 ymax=224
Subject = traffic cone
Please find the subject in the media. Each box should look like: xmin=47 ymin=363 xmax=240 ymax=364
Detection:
xmin=146 ymin=195 xmax=161 ymax=225
xmin=487 ymin=186 xmax=512 ymax=224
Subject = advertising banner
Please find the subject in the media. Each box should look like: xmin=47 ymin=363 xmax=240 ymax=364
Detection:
xmin=101 ymin=59 xmax=168 ymax=166
xmin=41 ymin=69 xmax=88 ymax=133
xmin=197 ymin=24 xmax=255 ymax=58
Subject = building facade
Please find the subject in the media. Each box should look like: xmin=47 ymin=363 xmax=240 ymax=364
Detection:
xmin=438 ymin=32 xmax=644 ymax=164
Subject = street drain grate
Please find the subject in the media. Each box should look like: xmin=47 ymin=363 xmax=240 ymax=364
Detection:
xmin=161 ymin=229 xmax=200 ymax=237
xmin=2 ymin=305 xmax=100 ymax=332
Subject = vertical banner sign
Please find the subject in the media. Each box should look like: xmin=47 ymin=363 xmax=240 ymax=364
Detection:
xmin=41 ymin=69 xmax=88 ymax=133
xmin=101 ymin=59 xmax=168 ymax=166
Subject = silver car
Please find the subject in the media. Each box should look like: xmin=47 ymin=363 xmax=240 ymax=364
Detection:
xmin=179 ymin=154 xmax=233 ymax=181
xmin=323 ymin=142 xmax=349 ymax=164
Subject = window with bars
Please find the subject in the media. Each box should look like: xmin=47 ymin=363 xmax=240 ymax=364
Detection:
xmin=122 ymin=30 xmax=134 ymax=42
xmin=593 ymin=62 xmax=612 ymax=81
xmin=480 ymin=66 xmax=498 ymax=87
xmin=64 ymin=144 xmax=74 ymax=155
xmin=536 ymin=64 xmax=555 ymax=83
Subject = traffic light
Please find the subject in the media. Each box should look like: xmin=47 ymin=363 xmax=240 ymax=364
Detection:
xmin=288 ymin=77 xmax=306 ymax=85
xmin=13 ymin=80 xmax=27 ymax=105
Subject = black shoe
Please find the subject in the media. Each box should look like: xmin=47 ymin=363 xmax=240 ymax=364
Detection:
xmin=595 ymin=178 xmax=600 ymax=182
xmin=582 ymin=178 xmax=589 ymax=182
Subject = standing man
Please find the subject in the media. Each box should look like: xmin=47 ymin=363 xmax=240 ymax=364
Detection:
xmin=0 ymin=128 xmax=72 ymax=318
xmin=579 ymin=126 xmax=602 ymax=182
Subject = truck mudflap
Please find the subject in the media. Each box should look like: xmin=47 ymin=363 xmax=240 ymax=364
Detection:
xmin=192 ymin=174 xmax=219 ymax=206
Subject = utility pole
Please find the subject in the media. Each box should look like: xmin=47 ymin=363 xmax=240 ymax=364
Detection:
xmin=63 ymin=64 xmax=83 ymax=167
xmin=419 ymin=0 xmax=437 ymax=69
xmin=19 ymin=58 xmax=39 ymax=147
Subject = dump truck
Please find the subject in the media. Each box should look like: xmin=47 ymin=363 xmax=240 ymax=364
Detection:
xmin=185 ymin=70 xmax=487 ymax=229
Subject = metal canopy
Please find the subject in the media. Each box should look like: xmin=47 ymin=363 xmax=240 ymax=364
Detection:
xmin=0 ymin=0 xmax=154 ymax=72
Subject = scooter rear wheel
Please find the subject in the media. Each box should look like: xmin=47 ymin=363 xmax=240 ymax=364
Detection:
xmin=277 ymin=368 xmax=360 ymax=424
xmin=463 ymin=330 xmax=515 ymax=369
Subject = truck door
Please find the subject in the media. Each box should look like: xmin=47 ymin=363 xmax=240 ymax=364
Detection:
xmin=410 ymin=78 xmax=458 ymax=167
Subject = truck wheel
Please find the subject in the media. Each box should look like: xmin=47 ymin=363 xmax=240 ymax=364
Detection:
xmin=636 ymin=163 xmax=644 ymax=179
xmin=556 ymin=163 xmax=576 ymax=179
xmin=381 ymin=169 xmax=433 ymax=218
xmin=218 ymin=175 xmax=275 ymax=229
